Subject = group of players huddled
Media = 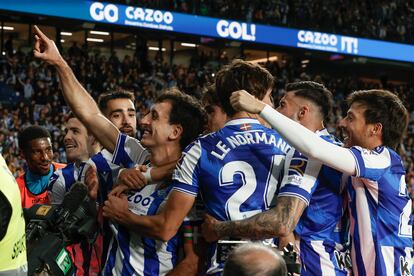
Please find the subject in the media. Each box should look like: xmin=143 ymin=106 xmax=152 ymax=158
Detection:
xmin=1 ymin=25 xmax=412 ymax=276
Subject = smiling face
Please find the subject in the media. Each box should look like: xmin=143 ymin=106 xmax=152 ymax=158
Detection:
xmin=338 ymin=102 xmax=373 ymax=148
xmin=139 ymin=101 xmax=176 ymax=149
xmin=104 ymin=98 xmax=137 ymax=137
xmin=23 ymin=137 xmax=53 ymax=175
xmin=64 ymin=117 xmax=92 ymax=163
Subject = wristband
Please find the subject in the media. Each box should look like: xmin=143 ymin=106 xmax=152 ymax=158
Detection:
xmin=143 ymin=167 xmax=153 ymax=183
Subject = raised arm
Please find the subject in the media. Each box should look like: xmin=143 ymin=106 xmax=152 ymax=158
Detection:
xmin=230 ymin=90 xmax=356 ymax=175
xmin=33 ymin=25 xmax=119 ymax=153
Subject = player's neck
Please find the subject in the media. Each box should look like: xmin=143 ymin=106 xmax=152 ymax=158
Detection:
xmin=302 ymin=120 xmax=325 ymax=133
xmin=361 ymin=138 xmax=383 ymax=150
xmin=229 ymin=111 xmax=259 ymax=121
xmin=150 ymin=144 xmax=181 ymax=167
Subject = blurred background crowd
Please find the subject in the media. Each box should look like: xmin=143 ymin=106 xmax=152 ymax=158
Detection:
xmin=0 ymin=0 xmax=413 ymax=202
xmin=119 ymin=0 xmax=414 ymax=43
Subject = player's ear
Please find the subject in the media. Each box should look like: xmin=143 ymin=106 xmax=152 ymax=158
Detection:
xmin=169 ymin=124 xmax=183 ymax=141
xmin=298 ymin=106 xmax=308 ymax=119
xmin=371 ymin=123 xmax=383 ymax=137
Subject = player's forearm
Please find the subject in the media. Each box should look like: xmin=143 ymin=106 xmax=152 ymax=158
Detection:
xmin=125 ymin=212 xmax=178 ymax=242
xmin=55 ymin=60 xmax=101 ymax=122
xmin=55 ymin=61 xmax=118 ymax=152
xmin=167 ymin=255 xmax=198 ymax=276
xmin=215 ymin=196 xmax=303 ymax=240
xmin=260 ymin=105 xmax=356 ymax=175
xmin=215 ymin=210 xmax=290 ymax=240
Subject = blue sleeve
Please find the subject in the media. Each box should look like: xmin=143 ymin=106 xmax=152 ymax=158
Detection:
xmin=349 ymin=146 xmax=389 ymax=181
xmin=112 ymin=133 xmax=149 ymax=168
xmin=278 ymin=149 xmax=322 ymax=206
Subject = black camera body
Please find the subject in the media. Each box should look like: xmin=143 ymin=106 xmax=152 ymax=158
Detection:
xmin=25 ymin=182 xmax=97 ymax=276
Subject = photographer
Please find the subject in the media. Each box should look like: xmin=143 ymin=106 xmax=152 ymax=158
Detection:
xmin=0 ymin=154 xmax=27 ymax=275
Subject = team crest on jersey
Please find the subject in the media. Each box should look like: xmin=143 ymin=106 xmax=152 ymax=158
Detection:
xmin=239 ymin=123 xmax=251 ymax=131
xmin=288 ymin=156 xmax=307 ymax=176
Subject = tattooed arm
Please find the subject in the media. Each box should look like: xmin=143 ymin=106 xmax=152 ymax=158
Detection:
xmin=202 ymin=196 xmax=307 ymax=241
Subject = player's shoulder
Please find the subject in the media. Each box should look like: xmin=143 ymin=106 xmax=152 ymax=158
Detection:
xmin=317 ymin=129 xmax=343 ymax=146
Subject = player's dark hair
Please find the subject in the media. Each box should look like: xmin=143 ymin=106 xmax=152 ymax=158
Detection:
xmin=202 ymin=84 xmax=221 ymax=107
xmin=156 ymin=89 xmax=206 ymax=150
xmin=346 ymin=89 xmax=408 ymax=149
xmin=97 ymin=90 xmax=135 ymax=113
xmin=215 ymin=59 xmax=274 ymax=116
xmin=286 ymin=81 xmax=333 ymax=122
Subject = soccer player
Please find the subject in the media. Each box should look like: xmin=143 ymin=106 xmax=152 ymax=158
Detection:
xmin=49 ymin=114 xmax=101 ymax=203
xmin=47 ymin=114 xmax=102 ymax=276
xmin=32 ymin=26 xmax=205 ymax=275
xmin=202 ymin=81 xmax=352 ymax=275
xmin=230 ymin=89 xmax=413 ymax=275
xmin=88 ymin=59 xmax=290 ymax=274
xmin=202 ymin=84 xmax=228 ymax=133
xmin=100 ymin=90 xmax=206 ymax=275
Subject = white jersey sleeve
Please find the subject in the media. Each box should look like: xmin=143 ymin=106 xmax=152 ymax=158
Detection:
xmin=112 ymin=133 xmax=149 ymax=168
xmin=48 ymin=170 xmax=66 ymax=204
xmin=260 ymin=105 xmax=357 ymax=175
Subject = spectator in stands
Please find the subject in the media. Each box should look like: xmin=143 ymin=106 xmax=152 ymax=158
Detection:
xmin=223 ymin=243 xmax=287 ymax=276
xmin=16 ymin=125 xmax=65 ymax=208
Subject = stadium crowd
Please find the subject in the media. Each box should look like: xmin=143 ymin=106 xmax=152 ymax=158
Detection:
xmin=117 ymin=0 xmax=414 ymax=44
xmin=1 ymin=47 xmax=413 ymax=183
xmin=0 ymin=22 xmax=413 ymax=275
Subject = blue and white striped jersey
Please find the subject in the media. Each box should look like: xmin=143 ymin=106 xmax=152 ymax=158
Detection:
xmin=104 ymin=134 xmax=196 ymax=275
xmin=103 ymin=181 xmax=180 ymax=275
xmin=48 ymin=147 xmax=142 ymax=203
xmin=348 ymin=146 xmax=413 ymax=276
xmin=278 ymin=129 xmax=351 ymax=275
xmin=172 ymin=118 xmax=290 ymax=274
xmin=48 ymin=162 xmax=86 ymax=203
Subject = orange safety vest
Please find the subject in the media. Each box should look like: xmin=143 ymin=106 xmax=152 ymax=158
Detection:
xmin=15 ymin=162 xmax=66 ymax=208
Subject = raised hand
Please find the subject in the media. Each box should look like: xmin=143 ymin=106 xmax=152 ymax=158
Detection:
xmin=84 ymin=165 xmax=99 ymax=201
xmin=33 ymin=25 xmax=65 ymax=66
xmin=230 ymin=90 xmax=266 ymax=114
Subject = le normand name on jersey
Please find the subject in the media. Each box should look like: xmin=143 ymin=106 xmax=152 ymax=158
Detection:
xmin=210 ymin=130 xmax=291 ymax=160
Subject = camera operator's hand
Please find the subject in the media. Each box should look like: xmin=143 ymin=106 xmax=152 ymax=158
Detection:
xmin=33 ymin=25 xmax=66 ymax=67
xmin=117 ymin=165 xmax=148 ymax=190
xmin=201 ymin=214 xmax=221 ymax=242
xmin=85 ymin=165 xmax=99 ymax=201
xmin=103 ymin=194 xmax=130 ymax=225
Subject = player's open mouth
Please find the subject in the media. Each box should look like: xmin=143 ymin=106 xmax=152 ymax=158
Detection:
xmin=65 ymin=144 xmax=76 ymax=150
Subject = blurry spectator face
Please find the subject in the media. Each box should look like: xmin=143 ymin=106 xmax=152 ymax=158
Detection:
xmin=338 ymin=103 xmax=371 ymax=148
xmin=64 ymin=117 xmax=93 ymax=163
xmin=205 ymin=104 xmax=227 ymax=132
xmin=276 ymin=91 xmax=302 ymax=121
xmin=23 ymin=137 xmax=53 ymax=175
xmin=104 ymin=98 xmax=137 ymax=137
xmin=139 ymin=101 xmax=175 ymax=149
